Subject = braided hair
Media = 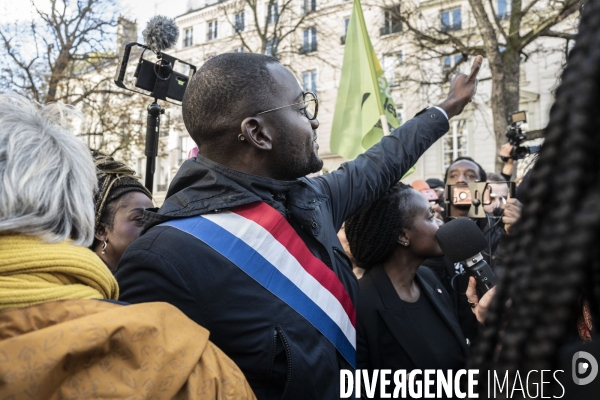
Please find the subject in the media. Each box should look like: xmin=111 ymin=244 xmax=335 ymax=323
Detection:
xmin=92 ymin=151 xmax=152 ymax=233
xmin=345 ymin=183 xmax=415 ymax=269
xmin=471 ymin=0 xmax=600 ymax=387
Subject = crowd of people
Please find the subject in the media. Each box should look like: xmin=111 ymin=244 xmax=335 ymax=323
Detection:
xmin=1 ymin=0 xmax=600 ymax=398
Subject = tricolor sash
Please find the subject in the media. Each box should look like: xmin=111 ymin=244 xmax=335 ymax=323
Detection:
xmin=160 ymin=202 xmax=357 ymax=367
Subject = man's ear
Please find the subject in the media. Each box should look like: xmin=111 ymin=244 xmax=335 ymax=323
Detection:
xmin=95 ymin=224 xmax=108 ymax=242
xmin=240 ymin=117 xmax=273 ymax=151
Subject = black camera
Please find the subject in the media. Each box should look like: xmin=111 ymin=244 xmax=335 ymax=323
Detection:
xmin=114 ymin=42 xmax=196 ymax=104
xmin=502 ymin=111 xmax=542 ymax=160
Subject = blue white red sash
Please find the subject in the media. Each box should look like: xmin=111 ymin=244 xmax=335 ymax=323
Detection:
xmin=160 ymin=202 xmax=357 ymax=367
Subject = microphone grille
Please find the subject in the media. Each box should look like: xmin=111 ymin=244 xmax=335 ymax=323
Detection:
xmin=435 ymin=218 xmax=489 ymax=263
xmin=142 ymin=15 xmax=180 ymax=53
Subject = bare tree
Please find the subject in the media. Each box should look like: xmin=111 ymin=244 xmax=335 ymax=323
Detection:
xmin=371 ymin=0 xmax=581 ymax=171
xmin=0 ymin=0 xmax=118 ymax=102
xmin=0 ymin=0 xmax=151 ymax=162
xmin=219 ymin=0 xmax=343 ymax=70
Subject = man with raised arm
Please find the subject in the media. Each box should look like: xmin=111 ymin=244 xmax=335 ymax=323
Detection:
xmin=117 ymin=53 xmax=482 ymax=399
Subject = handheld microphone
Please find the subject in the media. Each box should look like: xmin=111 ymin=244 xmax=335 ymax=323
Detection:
xmin=142 ymin=15 xmax=180 ymax=54
xmin=435 ymin=217 xmax=497 ymax=294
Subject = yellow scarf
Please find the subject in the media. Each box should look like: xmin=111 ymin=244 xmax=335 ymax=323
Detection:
xmin=0 ymin=234 xmax=119 ymax=311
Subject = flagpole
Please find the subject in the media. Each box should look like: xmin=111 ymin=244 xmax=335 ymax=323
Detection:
xmin=380 ymin=115 xmax=390 ymax=135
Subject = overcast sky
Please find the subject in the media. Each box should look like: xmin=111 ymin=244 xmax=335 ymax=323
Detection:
xmin=2 ymin=0 xmax=188 ymax=33
xmin=120 ymin=0 xmax=189 ymax=39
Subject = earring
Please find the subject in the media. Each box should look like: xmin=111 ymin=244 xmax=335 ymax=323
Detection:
xmin=238 ymin=134 xmax=245 ymax=142
xmin=101 ymin=240 xmax=107 ymax=255
xmin=403 ymin=241 xmax=409 ymax=247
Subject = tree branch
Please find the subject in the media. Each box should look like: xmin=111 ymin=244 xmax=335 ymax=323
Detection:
xmin=540 ymin=29 xmax=576 ymax=40
xmin=519 ymin=0 xmax=582 ymax=49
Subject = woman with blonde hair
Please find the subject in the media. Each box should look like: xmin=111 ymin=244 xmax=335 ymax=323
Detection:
xmin=0 ymin=94 xmax=255 ymax=399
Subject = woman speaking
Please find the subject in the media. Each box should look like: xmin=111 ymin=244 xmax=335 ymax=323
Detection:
xmin=346 ymin=183 xmax=480 ymax=397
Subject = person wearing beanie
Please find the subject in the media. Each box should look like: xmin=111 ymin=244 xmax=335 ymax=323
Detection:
xmin=91 ymin=151 xmax=153 ymax=272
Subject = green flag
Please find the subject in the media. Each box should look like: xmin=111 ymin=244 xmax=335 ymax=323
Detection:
xmin=330 ymin=0 xmax=400 ymax=160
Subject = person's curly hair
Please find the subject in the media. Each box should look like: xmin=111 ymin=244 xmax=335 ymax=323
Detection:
xmin=470 ymin=0 xmax=600 ymax=389
xmin=345 ymin=183 xmax=415 ymax=270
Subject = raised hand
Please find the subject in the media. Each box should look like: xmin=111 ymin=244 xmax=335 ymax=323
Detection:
xmin=437 ymin=55 xmax=483 ymax=119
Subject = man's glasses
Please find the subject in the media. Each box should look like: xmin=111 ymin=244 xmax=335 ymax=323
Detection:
xmin=254 ymin=91 xmax=318 ymax=120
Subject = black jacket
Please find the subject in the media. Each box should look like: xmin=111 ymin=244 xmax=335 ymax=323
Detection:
xmin=116 ymin=108 xmax=450 ymax=399
xmin=357 ymin=266 xmax=469 ymax=369
xmin=357 ymin=266 xmax=469 ymax=399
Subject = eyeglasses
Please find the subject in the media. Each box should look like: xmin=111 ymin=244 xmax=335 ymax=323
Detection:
xmin=254 ymin=91 xmax=318 ymax=120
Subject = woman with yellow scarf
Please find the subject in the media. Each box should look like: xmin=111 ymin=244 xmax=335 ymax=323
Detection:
xmin=0 ymin=94 xmax=255 ymax=399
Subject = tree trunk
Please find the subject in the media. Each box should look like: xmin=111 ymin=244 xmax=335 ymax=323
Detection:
xmin=46 ymin=48 xmax=71 ymax=103
xmin=490 ymin=49 xmax=520 ymax=173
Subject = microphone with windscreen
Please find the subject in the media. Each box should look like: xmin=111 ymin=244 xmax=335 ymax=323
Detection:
xmin=435 ymin=217 xmax=498 ymax=294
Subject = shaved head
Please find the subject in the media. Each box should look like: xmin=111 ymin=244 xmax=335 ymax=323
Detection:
xmin=182 ymin=53 xmax=280 ymax=147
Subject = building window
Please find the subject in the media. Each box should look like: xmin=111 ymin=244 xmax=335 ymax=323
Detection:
xmin=155 ymin=159 xmax=169 ymax=192
xmin=304 ymin=0 xmax=316 ymax=13
xmin=442 ymin=119 xmax=468 ymax=171
xmin=302 ymin=27 xmax=317 ymax=54
xmin=156 ymin=166 xmax=168 ymax=192
xmin=341 ymin=18 xmax=349 ymax=45
xmin=233 ymin=46 xmax=244 ymax=53
xmin=207 ymin=20 xmax=218 ymax=41
xmin=183 ymin=28 xmax=193 ymax=47
xmin=497 ymin=0 xmax=511 ymax=20
xmin=266 ymin=38 xmax=279 ymax=57
xmin=383 ymin=52 xmax=403 ymax=87
xmin=235 ymin=12 xmax=245 ymax=31
xmin=160 ymin=111 xmax=170 ymax=137
xmin=137 ymin=157 xmax=145 ymax=179
xmin=441 ymin=8 xmax=461 ymax=31
xmin=179 ymin=135 xmax=195 ymax=165
xmin=267 ymin=2 xmax=278 ymax=24
xmin=443 ymin=54 xmax=463 ymax=74
xmin=302 ymin=70 xmax=317 ymax=93
xmin=381 ymin=5 xmax=401 ymax=36
xmin=396 ymin=106 xmax=404 ymax=126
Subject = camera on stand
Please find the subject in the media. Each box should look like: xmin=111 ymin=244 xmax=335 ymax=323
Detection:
xmin=114 ymin=42 xmax=195 ymax=105
xmin=112 ymin=16 xmax=197 ymax=194
xmin=502 ymin=111 xmax=542 ymax=161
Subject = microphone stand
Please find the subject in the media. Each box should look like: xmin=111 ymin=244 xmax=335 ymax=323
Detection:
xmin=144 ymin=100 xmax=164 ymax=193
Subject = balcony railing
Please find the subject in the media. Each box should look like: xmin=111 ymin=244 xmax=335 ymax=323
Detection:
xmin=441 ymin=22 xmax=461 ymax=32
xmin=299 ymin=43 xmax=317 ymax=54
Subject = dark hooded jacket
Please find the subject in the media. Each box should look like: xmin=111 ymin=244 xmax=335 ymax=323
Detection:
xmin=116 ymin=107 xmax=450 ymax=399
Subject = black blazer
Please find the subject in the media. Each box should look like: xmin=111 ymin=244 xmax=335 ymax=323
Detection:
xmin=357 ymin=265 xmax=469 ymax=372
